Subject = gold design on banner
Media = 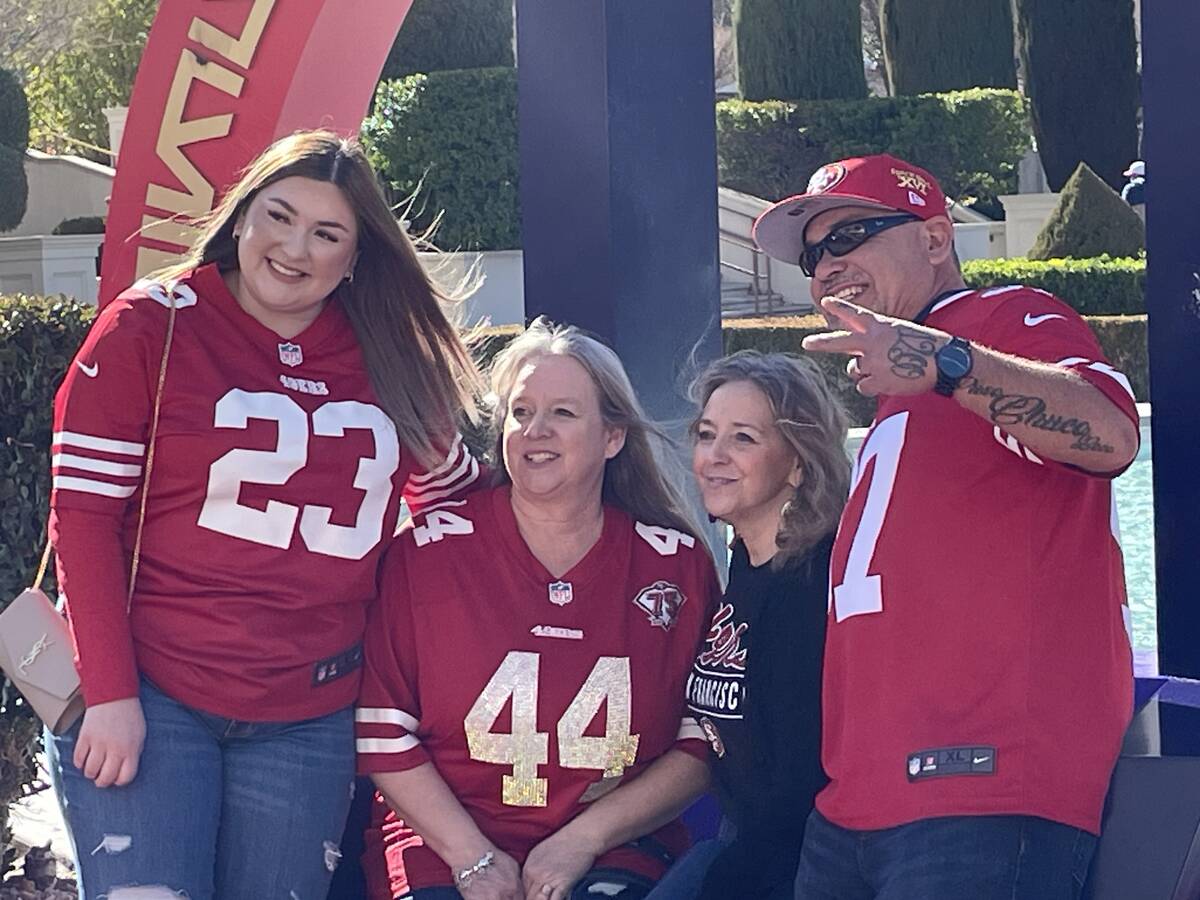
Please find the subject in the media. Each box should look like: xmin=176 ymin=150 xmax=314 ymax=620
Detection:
xmin=188 ymin=0 xmax=277 ymax=69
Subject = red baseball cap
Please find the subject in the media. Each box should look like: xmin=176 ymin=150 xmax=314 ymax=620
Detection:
xmin=753 ymin=154 xmax=950 ymax=266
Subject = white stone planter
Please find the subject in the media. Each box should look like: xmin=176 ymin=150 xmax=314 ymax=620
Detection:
xmin=0 ymin=234 xmax=104 ymax=303
xmin=999 ymin=193 xmax=1061 ymax=259
xmin=421 ymin=249 xmax=524 ymax=327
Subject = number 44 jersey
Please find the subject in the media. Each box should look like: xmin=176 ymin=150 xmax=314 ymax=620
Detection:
xmin=356 ymin=487 xmax=718 ymax=892
xmin=50 ymin=264 xmax=479 ymax=719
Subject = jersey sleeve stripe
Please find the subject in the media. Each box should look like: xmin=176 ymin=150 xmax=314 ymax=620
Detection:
xmin=405 ymin=451 xmax=478 ymax=499
xmin=407 ymin=433 xmax=465 ymax=485
xmin=355 ymin=706 xmax=419 ymax=730
xmin=52 ymin=452 xmax=143 ymax=478
xmin=53 ymin=431 xmax=146 ymax=457
xmin=1054 ymin=358 xmax=1137 ymax=403
xmin=52 ymin=475 xmax=138 ymax=498
xmin=357 ymin=735 xmax=422 ymax=754
xmin=406 ymin=456 xmax=480 ymax=505
xmin=677 ymin=717 xmax=705 ymax=741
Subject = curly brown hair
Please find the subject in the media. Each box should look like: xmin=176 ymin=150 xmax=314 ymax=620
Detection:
xmin=690 ymin=351 xmax=850 ymax=566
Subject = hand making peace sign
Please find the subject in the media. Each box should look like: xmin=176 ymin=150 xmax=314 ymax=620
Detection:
xmin=801 ymin=296 xmax=953 ymax=398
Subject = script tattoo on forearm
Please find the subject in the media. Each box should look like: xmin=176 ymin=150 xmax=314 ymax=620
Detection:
xmin=963 ymin=378 xmax=1114 ymax=453
xmin=887 ymin=327 xmax=938 ymax=380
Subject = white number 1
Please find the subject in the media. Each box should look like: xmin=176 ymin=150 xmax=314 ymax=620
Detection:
xmin=832 ymin=411 xmax=908 ymax=623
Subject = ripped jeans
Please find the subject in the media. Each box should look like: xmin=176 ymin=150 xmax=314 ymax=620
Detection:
xmin=46 ymin=677 xmax=356 ymax=900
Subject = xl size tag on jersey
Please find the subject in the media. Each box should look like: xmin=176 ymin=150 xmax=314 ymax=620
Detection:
xmin=906 ymin=745 xmax=996 ymax=781
xmin=312 ymin=642 xmax=363 ymax=687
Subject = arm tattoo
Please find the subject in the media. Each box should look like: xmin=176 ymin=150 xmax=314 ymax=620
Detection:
xmin=963 ymin=378 xmax=1114 ymax=454
xmin=887 ymin=327 xmax=938 ymax=380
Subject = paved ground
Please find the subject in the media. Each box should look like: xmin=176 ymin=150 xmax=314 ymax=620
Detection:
xmin=9 ymin=759 xmax=72 ymax=867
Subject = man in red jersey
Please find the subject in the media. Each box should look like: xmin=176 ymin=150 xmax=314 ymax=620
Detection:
xmin=753 ymin=154 xmax=1139 ymax=900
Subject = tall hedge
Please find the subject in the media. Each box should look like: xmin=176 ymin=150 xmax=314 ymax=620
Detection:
xmin=734 ymin=0 xmax=867 ymax=101
xmin=881 ymin=0 xmax=1016 ymax=95
xmin=0 ymin=67 xmax=29 ymax=232
xmin=363 ymin=68 xmax=520 ymax=252
xmin=717 ymin=88 xmax=1030 ymax=213
xmin=1016 ymin=0 xmax=1139 ymax=191
xmin=382 ymin=0 xmax=513 ymax=80
xmin=0 ymin=295 xmax=94 ymax=867
xmin=961 ymin=255 xmax=1144 ymax=315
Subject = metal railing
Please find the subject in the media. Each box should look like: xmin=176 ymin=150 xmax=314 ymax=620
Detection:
xmin=718 ymin=204 xmax=778 ymax=316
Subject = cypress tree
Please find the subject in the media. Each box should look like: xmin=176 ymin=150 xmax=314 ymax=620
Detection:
xmin=0 ymin=67 xmax=29 ymax=232
xmin=383 ymin=0 xmax=513 ymax=80
xmin=1016 ymin=0 xmax=1139 ymax=191
xmin=881 ymin=0 xmax=1016 ymax=95
xmin=1028 ymin=162 xmax=1145 ymax=260
xmin=735 ymin=0 xmax=867 ymax=101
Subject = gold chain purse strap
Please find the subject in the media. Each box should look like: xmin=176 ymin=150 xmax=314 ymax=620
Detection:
xmin=33 ymin=287 xmax=179 ymax=611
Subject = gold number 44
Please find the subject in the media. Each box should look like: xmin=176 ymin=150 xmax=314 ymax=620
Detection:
xmin=464 ymin=651 xmax=641 ymax=807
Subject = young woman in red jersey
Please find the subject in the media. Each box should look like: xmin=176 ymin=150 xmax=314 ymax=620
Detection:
xmin=47 ymin=131 xmax=483 ymax=900
xmin=356 ymin=318 xmax=721 ymax=900
xmin=647 ymin=351 xmax=850 ymax=900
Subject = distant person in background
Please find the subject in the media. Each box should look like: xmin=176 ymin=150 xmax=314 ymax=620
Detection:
xmin=753 ymin=153 xmax=1139 ymax=900
xmin=1121 ymin=160 xmax=1146 ymax=219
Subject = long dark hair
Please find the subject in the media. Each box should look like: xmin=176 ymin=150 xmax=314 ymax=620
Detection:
xmin=154 ymin=130 xmax=481 ymax=466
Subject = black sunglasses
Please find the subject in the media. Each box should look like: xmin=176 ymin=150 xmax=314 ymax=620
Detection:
xmin=799 ymin=213 xmax=921 ymax=277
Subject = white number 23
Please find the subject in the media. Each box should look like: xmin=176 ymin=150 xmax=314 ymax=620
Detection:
xmin=198 ymin=389 xmax=399 ymax=560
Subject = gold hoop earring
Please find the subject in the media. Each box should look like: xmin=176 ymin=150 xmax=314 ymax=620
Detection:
xmin=344 ymin=270 xmax=355 ymax=284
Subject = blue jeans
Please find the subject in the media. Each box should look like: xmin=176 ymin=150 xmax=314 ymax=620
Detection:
xmin=794 ymin=809 xmax=1098 ymax=900
xmin=46 ymin=678 xmax=355 ymax=900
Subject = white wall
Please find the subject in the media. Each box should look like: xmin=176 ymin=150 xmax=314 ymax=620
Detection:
xmin=423 ymin=249 xmax=524 ymax=327
xmin=0 ymin=235 xmax=104 ymax=302
xmin=9 ymin=151 xmax=113 ymax=238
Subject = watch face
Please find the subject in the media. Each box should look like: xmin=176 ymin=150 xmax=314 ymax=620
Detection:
xmin=940 ymin=349 xmax=972 ymax=378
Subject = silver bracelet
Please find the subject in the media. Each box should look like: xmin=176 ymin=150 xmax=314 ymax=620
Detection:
xmin=453 ymin=850 xmax=495 ymax=889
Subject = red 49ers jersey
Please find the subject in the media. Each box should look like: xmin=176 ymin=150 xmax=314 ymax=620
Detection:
xmin=820 ymin=286 xmax=1137 ymax=835
xmin=356 ymin=486 xmax=718 ymax=892
xmin=50 ymin=264 xmax=479 ymax=719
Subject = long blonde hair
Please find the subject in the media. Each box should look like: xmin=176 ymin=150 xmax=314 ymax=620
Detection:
xmin=690 ymin=351 xmax=850 ymax=565
xmin=489 ymin=318 xmax=701 ymax=539
xmin=153 ymin=130 xmax=481 ymax=467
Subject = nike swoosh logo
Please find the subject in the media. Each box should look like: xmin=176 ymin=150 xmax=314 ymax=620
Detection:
xmin=76 ymin=360 xmax=99 ymax=378
xmin=973 ymin=756 xmax=991 ymax=765
xmin=1023 ymin=313 xmax=1065 ymax=327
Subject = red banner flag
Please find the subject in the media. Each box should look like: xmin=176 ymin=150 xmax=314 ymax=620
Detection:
xmin=98 ymin=0 xmax=413 ymax=305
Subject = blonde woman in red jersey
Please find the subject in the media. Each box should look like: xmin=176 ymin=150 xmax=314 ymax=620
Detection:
xmin=356 ymin=318 xmax=720 ymax=900
xmin=47 ymin=131 xmax=483 ymax=900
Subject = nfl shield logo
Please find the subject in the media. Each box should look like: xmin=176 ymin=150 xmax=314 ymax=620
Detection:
xmin=548 ymin=581 xmax=573 ymax=606
xmin=278 ymin=342 xmax=304 ymax=367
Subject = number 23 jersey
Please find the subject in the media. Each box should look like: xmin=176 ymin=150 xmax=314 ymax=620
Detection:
xmin=356 ymin=486 xmax=718 ymax=890
xmin=50 ymin=264 xmax=479 ymax=719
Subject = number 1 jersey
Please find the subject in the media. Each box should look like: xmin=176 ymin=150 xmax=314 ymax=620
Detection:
xmin=821 ymin=286 xmax=1138 ymax=835
xmin=356 ymin=486 xmax=718 ymax=892
xmin=50 ymin=264 xmax=479 ymax=719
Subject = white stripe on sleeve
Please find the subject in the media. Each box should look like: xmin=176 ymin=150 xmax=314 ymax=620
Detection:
xmin=53 ymin=431 xmax=145 ymax=457
xmin=355 ymin=707 xmax=420 ymax=731
xmin=52 ymin=476 xmax=137 ymax=498
xmin=357 ymin=735 xmax=422 ymax=754
xmin=677 ymin=717 xmax=705 ymax=742
xmin=52 ymin=452 xmax=142 ymax=478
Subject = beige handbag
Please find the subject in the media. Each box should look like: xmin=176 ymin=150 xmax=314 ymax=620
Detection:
xmin=0 ymin=290 xmax=178 ymax=734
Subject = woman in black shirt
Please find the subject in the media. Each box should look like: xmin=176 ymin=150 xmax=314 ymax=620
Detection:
xmin=650 ymin=350 xmax=850 ymax=900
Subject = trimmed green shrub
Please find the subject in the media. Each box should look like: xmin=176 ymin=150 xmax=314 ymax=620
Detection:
xmin=0 ymin=294 xmax=94 ymax=867
xmin=0 ymin=67 xmax=30 ymax=234
xmin=0 ymin=145 xmax=28 ymax=233
xmin=363 ymin=68 xmax=520 ymax=252
xmin=0 ymin=67 xmax=30 ymax=153
xmin=52 ymin=215 xmax=106 ymax=235
xmin=962 ymin=255 xmax=1144 ymax=315
xmin=717 ymin=89 xmax=1030 ymax=213
xmin=383 ymin=0 xmax=513 ymax=80
xmin=1016 ymin=0 xmax=1139 ymax=191
xmin=881 ymin=0 xmax=1016 ymax=95
xmin=1029 ymin=163 xmax=1145 ymax=261
xmin=734 ymin=0 xmax=867 ymax=101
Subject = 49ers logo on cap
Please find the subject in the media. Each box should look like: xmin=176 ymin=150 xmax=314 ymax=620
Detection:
xmin=806 ymin=163 xmax=847 ymax=195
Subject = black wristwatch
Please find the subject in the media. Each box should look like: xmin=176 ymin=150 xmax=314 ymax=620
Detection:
xmin=933 ymin=336 xmax=973 ymax=397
